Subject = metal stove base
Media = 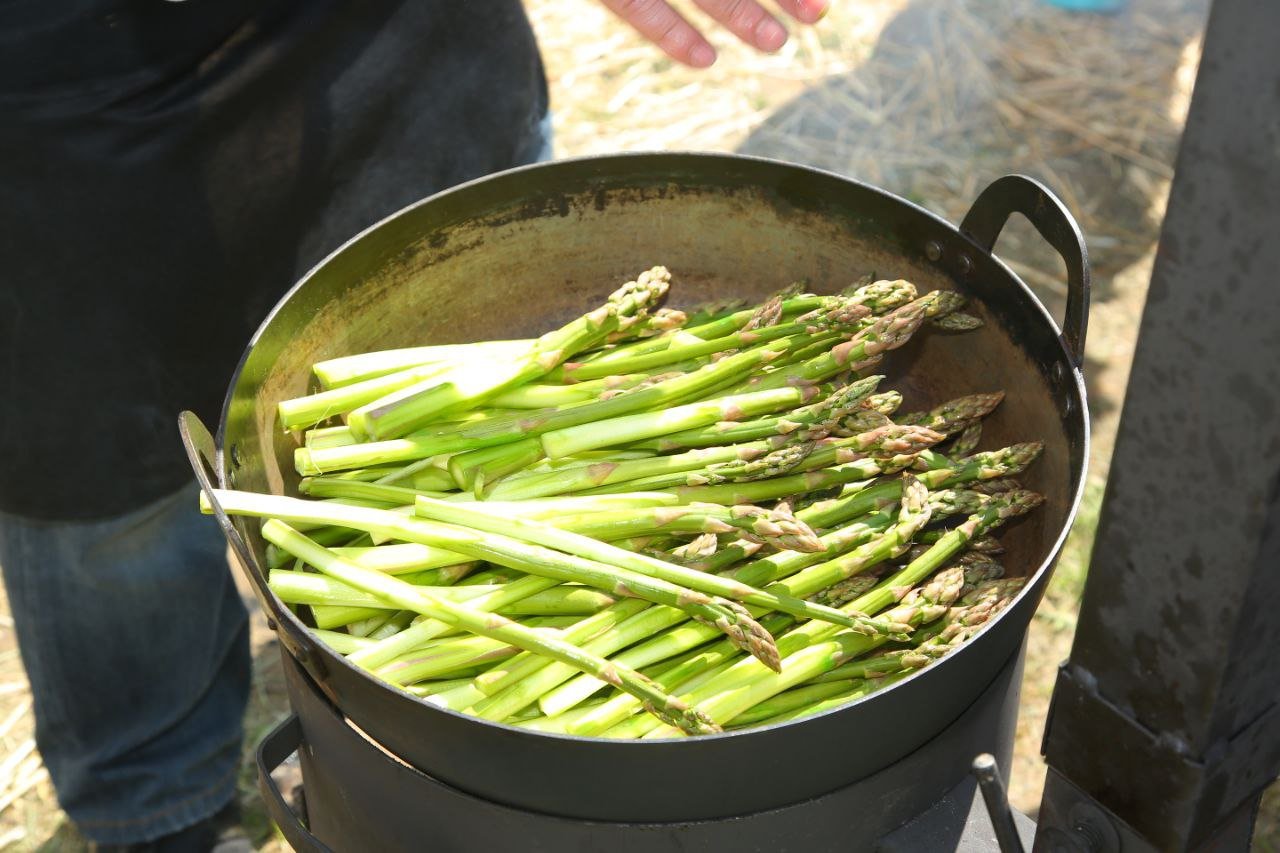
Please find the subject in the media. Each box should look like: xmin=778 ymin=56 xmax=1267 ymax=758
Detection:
xmin=260 ymin=645 xmax=1028 ymax=852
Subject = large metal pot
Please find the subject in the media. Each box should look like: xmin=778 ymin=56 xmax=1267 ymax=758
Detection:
xmin=182 ymin=153 xmax=1089 ymax=824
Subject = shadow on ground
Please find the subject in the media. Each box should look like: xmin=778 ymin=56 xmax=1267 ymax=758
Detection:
xmin=736 ymin=0 xmax=1208 ymax=429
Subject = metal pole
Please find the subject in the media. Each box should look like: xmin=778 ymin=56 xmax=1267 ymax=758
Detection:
xmin=1036 ymin=0 xmax=1280 ymax=849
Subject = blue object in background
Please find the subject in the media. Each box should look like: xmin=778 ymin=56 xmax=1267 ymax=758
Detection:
xmin=1042 ymin=0 xmax=1127 ymax=10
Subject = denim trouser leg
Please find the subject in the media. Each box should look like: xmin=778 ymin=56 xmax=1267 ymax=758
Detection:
xmin=0 ymin=482 xmax=250 ymax=844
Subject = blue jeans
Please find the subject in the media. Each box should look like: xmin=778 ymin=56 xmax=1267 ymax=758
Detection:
xmin=0 ymin=483 xmax=250 ymax=844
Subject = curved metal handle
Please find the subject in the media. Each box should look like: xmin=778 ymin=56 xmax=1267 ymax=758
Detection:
xmin=178 ymin=410 xmax=321 ymax=671
xmin=959 ymin=174 xmax=1090 ymax=368
xmin=257 ymin=715 xmax=335 ymax=853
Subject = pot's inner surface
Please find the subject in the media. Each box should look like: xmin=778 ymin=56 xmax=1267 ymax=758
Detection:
xmin=225 ymin=158 xmax=1078 ymax=600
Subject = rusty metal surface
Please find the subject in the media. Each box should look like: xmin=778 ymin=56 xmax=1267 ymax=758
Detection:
xmin=206 ymin=153 xmax=1088 ymax=821
xmin=1038 ymin=0 xmax=1280 ymax=848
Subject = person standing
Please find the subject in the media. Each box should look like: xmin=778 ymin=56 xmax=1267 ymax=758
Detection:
xmin=0 ymin=1 xmax=824 ymax=849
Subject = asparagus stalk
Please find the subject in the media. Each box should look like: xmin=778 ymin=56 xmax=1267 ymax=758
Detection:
xmin=898 ymin=392 xmax=1004 ymax=437
xmin=430 ymin=599 xmax=653 ymax=712
xmin=540 ymin=385 xmax=822 ymax=459
xmin=467 ymin=604 xmax=694 ymax=722
xmin=557 ymin=312 xmax=859 ymax=382
xmin=548 ymin=503 xmax=824 ymax=552
xmin=414 ymin=497 xmax=903 ymax=636
xmin=948 ymin=423 xmax=983 ymax=457
xmin=637 ymin=483 xmax=1034 ymax=737
xmin=347 ymin=267 xmax=672 ymax=440
xmin=632 ymin=376 xmax=883 ymax=452
xmin=726 ymin=295 xmax=932 ymax=395
xmin=262 ymin=520 xmax=719 ymax=735
xmin=311 ymin=340 xmax=533 ymax=388
xmin=209 ymin=487 xmax=781 ymax=669
xmin=642 ymin=565 xmax=971 ymax=737
xmin=737 ymin=673 xmax=910 ymax=728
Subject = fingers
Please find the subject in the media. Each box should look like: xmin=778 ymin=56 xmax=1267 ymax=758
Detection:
xmin=772 ymin=0 xmax=831 ymax=25
xmin=598 ymin=0 xmax=831 ymax=68
xmin=599 ymin=0 xmax=719 ymax=67
xmin=691 ymin=0 xmax=788 ymax=52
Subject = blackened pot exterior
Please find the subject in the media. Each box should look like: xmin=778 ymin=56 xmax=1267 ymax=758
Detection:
xmin=202 ymin=153 xmax=1089 ymax=822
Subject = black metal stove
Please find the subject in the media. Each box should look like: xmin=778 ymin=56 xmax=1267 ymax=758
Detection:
xmin=257 ymin=645 xmax=1032 ymax=851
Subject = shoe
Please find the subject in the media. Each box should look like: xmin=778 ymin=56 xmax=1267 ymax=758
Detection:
xmin=90 ymin=800 xmax=252 ymax=853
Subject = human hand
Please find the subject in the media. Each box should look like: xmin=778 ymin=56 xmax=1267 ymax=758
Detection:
xmin=597 ymin=0 xmax=830 ymax=68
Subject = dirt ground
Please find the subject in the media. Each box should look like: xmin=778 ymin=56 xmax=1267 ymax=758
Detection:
xmin=3 ymin=0 xmax=1276 ymax=849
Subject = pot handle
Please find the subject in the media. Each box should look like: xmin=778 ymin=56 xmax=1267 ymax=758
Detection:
xmin=178 ymin=410 xmax=323 ymax=671
xmin=959 ymin=174 xmax=1090 ymax=368
xmin=257 ymin=714 xmax=335 ymax=853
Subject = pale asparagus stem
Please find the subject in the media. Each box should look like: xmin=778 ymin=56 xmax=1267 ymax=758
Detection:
xmin=430 ymin=599 xmax=653 ymax=712
xmin=270 ymin=572 xmax=617 ymax=618
xmin=348 ymin=267 xmax=672 ymax=440
xmin=467 ymin=605 xmax=691 ymax=722
xmin=261 ymin=521 xmax=720 ymax=735
xmin=565 ymin=613 xmax=796 ymax=732
xmin=489 ymin=372 xmax=652 ymax=409
xmin=633 ymin=375 xmax=884 ymax=452
xmin=540 ymin=385 xmax=822 ymax=459
xmin=311 ymin=340 xmax=533 ymax=388
xmin=280 ymin=360 xmax=456 ymax=431
xmin=414 ymin=498 xmax=901 ymax=641
xmin=209 ymin=488 xmax=777 ymax=666
xmin=547 ymin=503 xmax=826 ymax=553
xmin=396 ymin=514 xmax=784 ymax=671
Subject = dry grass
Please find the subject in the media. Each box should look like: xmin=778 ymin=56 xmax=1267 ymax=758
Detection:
xmin=4 ymin=0 xmax=1276 ymax=848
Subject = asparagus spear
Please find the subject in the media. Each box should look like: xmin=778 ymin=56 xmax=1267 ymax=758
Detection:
xmin=209 ymin=488 xmax=781 ymax=669
xmin=347 ymin=267 xmax=672 ymax=440
xmin=262 ymin=520 xmax=720 ymax=735
xmin=311 ymin=340 xmax=533 ymax=389
xmin=727 ymin=295 xmax=933 ymax=395
xmin=556 ymin=305 xmax=868 ymax=382
xmin=898 ymin=392 xmax=1004 ymax=437
xmin=632 ymin=376 xmax=883 ymax=452
xmin=413 ymin=498 xmax=901 ymax=636
xmin=638 ymin=489 xmax=1040 ymax=736
xmin=947 ymin=422 xmax=983 ymax=457
xmin=540 ymin=385 xmax=823 ymax=459
xmin=642 ymin=564 xmax=971 ymax=737
xmin=548 ymin=503 xmax=824 ymax=552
